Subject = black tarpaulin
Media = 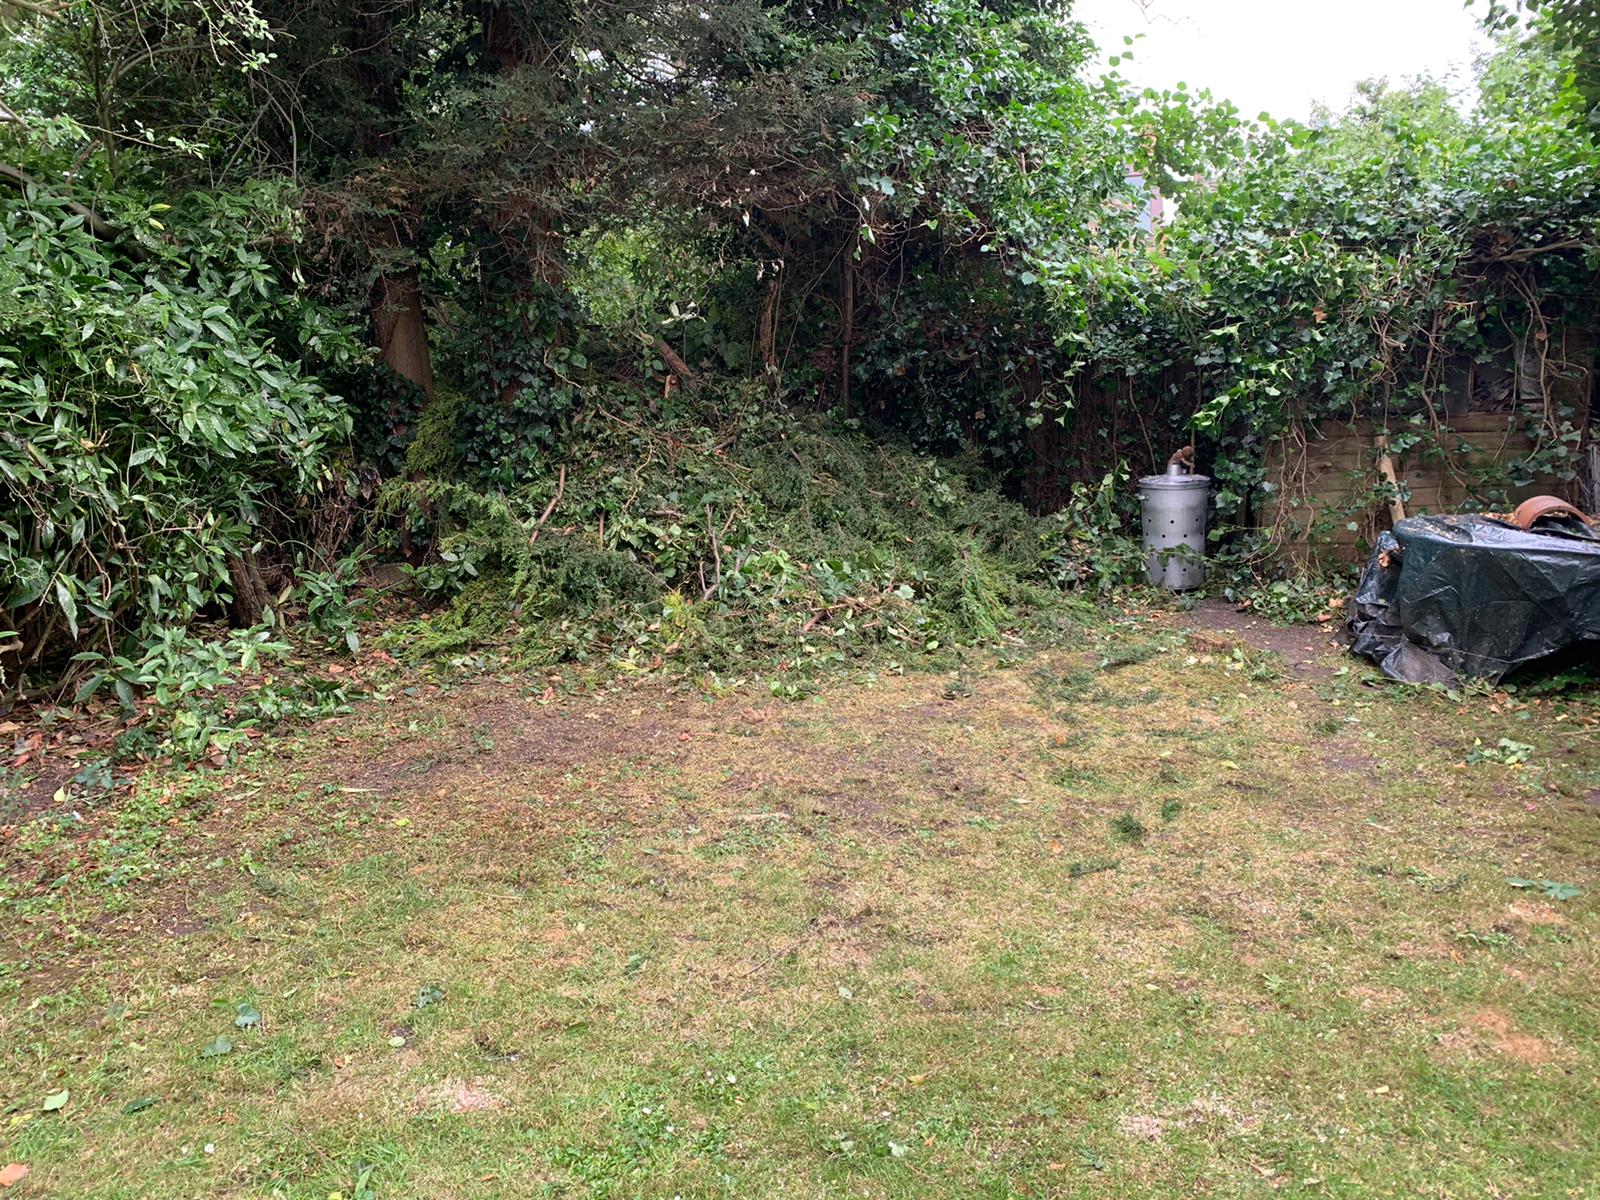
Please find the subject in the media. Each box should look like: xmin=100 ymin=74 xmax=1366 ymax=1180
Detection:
xmin=1347 ymin=514 xmax=1600 ymax=684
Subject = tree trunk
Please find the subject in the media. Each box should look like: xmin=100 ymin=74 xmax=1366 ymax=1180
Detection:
xmin=484 ymin=3 xmax=532 ymax=71
xmin=372 ymin=264 xmax=434 ymax=399
xmin=760 ymin=272 xmax=782 ymax=402
xmin=352 ymin=12 xmax=435 ymax=406
xmin=228 ymin=551 xmax=270 ymax=627
xmin=839 ymin=251 xmax=855 ymax=416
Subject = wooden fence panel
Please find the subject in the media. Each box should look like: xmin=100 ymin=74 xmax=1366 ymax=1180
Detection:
xmin=1263 ymin=413 xmax=1571 ymax=564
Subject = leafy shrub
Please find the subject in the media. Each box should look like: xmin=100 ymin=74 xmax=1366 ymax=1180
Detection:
xmin=0 ymin=171 xmax=356 ymax=703
xmin=294 ymin=552 xmax=370 ymax=654
xmin=72 ymin=622 xmax=350 ymax=764
xmin=1038 ymin=470 xmax=1148 ymax=596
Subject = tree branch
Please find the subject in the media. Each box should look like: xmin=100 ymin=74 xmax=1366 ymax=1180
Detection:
xmin=0 ymin=0 xmax=70 ymax=21
xmin=1470 ymin=239 xmax=1590 ymax=264
xmin=655 ymin=337 xmax=699 ymax=392
xmin=0 ymin=161 xmax=148 ymax=261
xmin=528 ymin=466 xmax=566 ymax=546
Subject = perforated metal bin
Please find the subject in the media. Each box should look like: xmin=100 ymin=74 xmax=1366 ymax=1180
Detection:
xmin=1138 ymin=466 xmax=1209 ymax=590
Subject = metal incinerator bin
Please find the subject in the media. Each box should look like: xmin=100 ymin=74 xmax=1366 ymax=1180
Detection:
xmin=1138 ymin=464 xmax=1209 ymax=590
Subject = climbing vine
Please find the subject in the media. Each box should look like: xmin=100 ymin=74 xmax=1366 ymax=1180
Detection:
xmin=1022 ymin=39 xmax=1600 ymax=574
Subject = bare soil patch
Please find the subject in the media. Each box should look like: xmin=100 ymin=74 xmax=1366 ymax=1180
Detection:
xmin=1444 ymin=1007 xmax=1559 ymax=1066
xmin=1173 ymin=597 xmax=1344 ymax=676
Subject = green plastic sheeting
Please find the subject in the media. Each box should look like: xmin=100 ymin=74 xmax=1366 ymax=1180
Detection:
xmin=1348 ymin=514 xmax=1600 ymax=684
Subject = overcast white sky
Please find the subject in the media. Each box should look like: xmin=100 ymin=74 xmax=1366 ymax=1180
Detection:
xmin=1074 ymin=0 xmax=1493 ymax=120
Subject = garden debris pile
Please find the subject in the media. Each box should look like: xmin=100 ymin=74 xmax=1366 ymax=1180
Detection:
xmin=374 ymin=401 xmax=1124 ymax=681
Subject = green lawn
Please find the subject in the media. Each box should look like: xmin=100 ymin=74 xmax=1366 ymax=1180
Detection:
xmin=2 ymin=611 xmax=1597 ymax=1198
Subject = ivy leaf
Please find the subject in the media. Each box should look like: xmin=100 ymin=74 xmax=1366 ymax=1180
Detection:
xmin=4 ymin=559 xmax=49 ymax=609
xmin=1508 ymin=877 xmax=1582 ymax=901
xmin=200 ymin=1034 xmax=234 ymax=1058
xmin=234 ymin=1002 xmax=262 ymax=1029
xmin=413 ymin=984 xmax=445 ymax=1010
xmin=41 ymin=1090 xmax=69 ymax=1113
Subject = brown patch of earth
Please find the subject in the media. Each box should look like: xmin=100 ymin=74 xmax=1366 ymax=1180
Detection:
xmin=413 ymin=1078 xmax=507 ymax=1115
xmin=329 ymin=683 xmax=690 ymax=799
xmin=0 ymin=757 xmax=83 ymax=825
xmin=1504 ymin=899 xmax=1569 ymax=928
xmin=1441 ymin=1008 xmax=1557 ymax=1065
xmin=370 ymin=672 xmax=1019 ymax=841
xmin=1117 ymin=1114 xmax=1168 ymax=1142
xmin=1182 ymin=1097 xmax=1264 ymax=1137
xmin=1390 ymin=939 xmax=1467 ymax=963
xmin=1321 ymin=747 xmax=1377 ymax=773
xmin=1347 ymin=984 xmax=1407 ymax=1010
xmin=1173 ymin=598 xmax=1344 ymax=677
xmin=1120 ymin=1097 xmax=1263 ymax=1145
